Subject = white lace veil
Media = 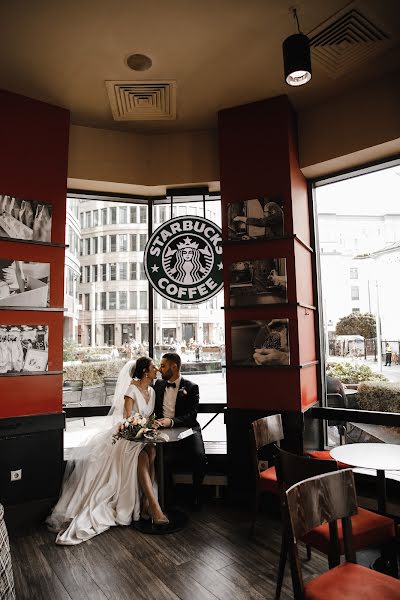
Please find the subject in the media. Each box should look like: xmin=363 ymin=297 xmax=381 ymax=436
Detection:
xmin=47 ymin=360 xmax=136 ymax=530
xmin=108 ymin=359 xmax=136 ymax=425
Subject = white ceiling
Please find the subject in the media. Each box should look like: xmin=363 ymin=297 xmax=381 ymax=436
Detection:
xmin=0 ymin=0 xmax=399 ymax=133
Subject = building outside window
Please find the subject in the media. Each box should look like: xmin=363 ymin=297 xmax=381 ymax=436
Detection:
xmin=110 ymin=263 xmax=117 ymax=280
xmin=139 ymin=206 xmax=147 ymax=223
xmin=119 ymin=291 xmax=127 ymax=309
xmin=101 ymin=235 xmax=107 ymax=252
xmin=351 ymin=286 xmax=360 ymax=300
xmin=139 ymin=234 xmax=147 ymax=251
xmin=110 ymin=206 xmax=117 ymax=224
xmin=119 ymin=262 xmax=127 ymax=280
xmin=130 ymin=234 xmax=137 ymax=251
xmin=109 ymin=291 xmax=117 ymax=309
xmin=119 ymin=234 xmax=127 ymax=252
xmin=110 ymin=235 xmax=117 ymax=252
xmin=119 ymin=206 xmax=127 ymax=224
xmin=350 ymin=268 xmax=358 ymax=279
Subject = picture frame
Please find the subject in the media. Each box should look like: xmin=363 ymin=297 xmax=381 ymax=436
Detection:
xmin=0 ymin=325 xmax=49 ymax=373
xmin=0 ymin=259 xmax=50 ymax=307
xmin=231 ymin=319 xmax=290 ymax=366
xmin=0 ymin=195 xmax=53 ymax=243
xmin=229 ymin=258 xmax=287 ymax=307
xmin=227 ymin=196 xmax=284 ymax=241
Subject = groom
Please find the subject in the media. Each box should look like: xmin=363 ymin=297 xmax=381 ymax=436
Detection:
xmin=154 ymin=352 xmax=207 ymax=508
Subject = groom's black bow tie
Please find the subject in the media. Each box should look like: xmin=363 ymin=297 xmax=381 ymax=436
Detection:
xmin=165 ymin=381 xmax=176 ymax=388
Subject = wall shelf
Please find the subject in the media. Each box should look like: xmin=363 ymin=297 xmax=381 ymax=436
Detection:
xmin=0 ymin=370 xmax=63 ymax=377
xmin=0 ymin=237 xmax=66 ymax=248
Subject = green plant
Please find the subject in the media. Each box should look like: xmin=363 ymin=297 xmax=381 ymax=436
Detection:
xmin=63 ymin=360 xmax=127 ymax=386
xmin=63 ymin=337 xmax=79 ymax=362
xmin=357 ymin=381 xmax=400 ymax=413
xmin=326 ymin=361 xmax=387 ymax=384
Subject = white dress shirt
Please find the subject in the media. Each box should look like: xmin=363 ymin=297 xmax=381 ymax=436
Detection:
xmin=163 ymin=375 xmax=181 ymax=423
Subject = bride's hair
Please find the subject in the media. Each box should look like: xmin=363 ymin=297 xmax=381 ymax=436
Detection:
xmin=131 ymin=356 xmax=152 ymax=379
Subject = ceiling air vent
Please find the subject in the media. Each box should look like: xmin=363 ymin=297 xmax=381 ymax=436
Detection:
xmin=309 ymin=9 xmax=389 ymax=78
xmin=105 ymin=81 xmax=177 ymax=121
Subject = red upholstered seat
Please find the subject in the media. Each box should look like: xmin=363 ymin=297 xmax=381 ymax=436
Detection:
xmin=306 ymin=450 xmax=349 ymax=469
xmin=303 ymin=507 xmax=396 ymax=554
xmin=304 ymin=562 xmax=400 ymax=600
xmin=259 ymin=466 xmax=279 ymax=494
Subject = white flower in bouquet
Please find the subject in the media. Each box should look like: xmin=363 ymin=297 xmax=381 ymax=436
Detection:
xmin=112 ymin=412 xmax=156 ymax=444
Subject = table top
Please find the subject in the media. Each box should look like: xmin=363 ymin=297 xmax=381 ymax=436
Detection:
xmin=344 ymin=388 xmax=358 ymax=395
xmin=330 ymin=443 xmax=400 ymax=471
xmin=142 ymin=426 xmax=194 ymax=444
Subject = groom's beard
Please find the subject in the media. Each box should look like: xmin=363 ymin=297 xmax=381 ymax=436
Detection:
xmin=161 ymin=367 xmax=173 ymax=381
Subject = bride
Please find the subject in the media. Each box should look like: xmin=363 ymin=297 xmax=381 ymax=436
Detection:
xmin=47 ymin=356 xmax=168 ymax=545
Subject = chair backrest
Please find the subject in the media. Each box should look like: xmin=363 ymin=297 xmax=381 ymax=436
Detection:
xmin=285 ymin=469 xmax=358 ymax=598
xmin=327 ymin=392 xmax=345 ymax=408
xmin=63 ymin=380 xmax=83 ymax=392
xmin=250 ymin=414 xmax=283 ymax=476
xmin=275 ymin=446 xmax=337 ymax=490
xmin=62 ymin=380 xmax=83 ymax=405
xmin=103 ymin=376 xmax=118 ymax=398
xmin=251 ymin=414 xmax=283 ymax=451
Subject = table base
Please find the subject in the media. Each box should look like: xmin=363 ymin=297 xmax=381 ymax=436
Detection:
xmin=132 ymin=509 xmax=189 ymax=535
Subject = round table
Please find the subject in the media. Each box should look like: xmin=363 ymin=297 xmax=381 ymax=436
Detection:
xmin=132 ymin=426 xmax=193 ymax=535
xmin=330 ymin=443 xmax=400 ymax=514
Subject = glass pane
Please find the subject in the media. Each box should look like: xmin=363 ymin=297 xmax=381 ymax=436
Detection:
xmin=315 ymin=165 xmax=400 ymax=418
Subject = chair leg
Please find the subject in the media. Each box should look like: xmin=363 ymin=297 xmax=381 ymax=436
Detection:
xmin=83 ymin=416 xmax=86 ymax=426
xmin=381 ymin=541 xmax=399 ymax=578
xmin=306 ymin=544 xmax=312 ymax=561
xmin=249 ymin=487 xmax=260 ymax=538
xmin=275 ymin=533 xmax=287 ymax=598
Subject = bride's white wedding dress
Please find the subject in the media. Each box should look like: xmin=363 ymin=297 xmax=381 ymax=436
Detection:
xmin=47 ymin=367 xmax=155 ymax=545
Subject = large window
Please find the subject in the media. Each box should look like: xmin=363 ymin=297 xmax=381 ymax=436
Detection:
xmin=64 ymin=193 xmax=226 ymax=441
xmin=315 ymin=161 xmax=400 ymax=447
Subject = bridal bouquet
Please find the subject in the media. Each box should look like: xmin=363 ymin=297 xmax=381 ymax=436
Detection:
xmin=112 ymin=413 xmax=156 ymax=444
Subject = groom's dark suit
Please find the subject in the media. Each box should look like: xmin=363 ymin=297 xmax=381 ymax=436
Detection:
xmin=154 ymin=377 xmax=207 ymax=504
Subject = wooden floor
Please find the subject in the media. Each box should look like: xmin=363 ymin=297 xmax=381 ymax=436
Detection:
xmin=8 ymin=502 xmax=330 ymax=600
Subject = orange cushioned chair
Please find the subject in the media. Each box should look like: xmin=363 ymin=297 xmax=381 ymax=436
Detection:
xmin=275 ymin=447 xmax=398 ymax=598
xmin=249 ymin=414 xmax=283 ymax=537
xmin=284 ymin=469 xmax=400 ymax=600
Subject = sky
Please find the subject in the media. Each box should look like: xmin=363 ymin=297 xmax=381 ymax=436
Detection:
xmin=316 ymin=164 xmax=400 ymax=216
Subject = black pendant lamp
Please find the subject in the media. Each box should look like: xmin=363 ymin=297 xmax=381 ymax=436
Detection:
xmin=282 ymin=8 xmax=312 ymax=87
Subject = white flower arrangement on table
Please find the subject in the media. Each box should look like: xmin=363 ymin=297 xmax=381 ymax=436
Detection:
xmin=112 ymin=412 xmax=156 ymax=444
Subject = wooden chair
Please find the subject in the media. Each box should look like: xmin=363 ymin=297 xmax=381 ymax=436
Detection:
xmin=103 ymin=376 xmax=118 ymax=404
xmin=275 ymin=447 xmax=398 ymax=598
xmin=62 ymin=380 xmax=85 ymax=426
xmin=249 ymin=414 xmax=283 ymax=537
xmin=284 ymin=469 xmax=400 ymax=599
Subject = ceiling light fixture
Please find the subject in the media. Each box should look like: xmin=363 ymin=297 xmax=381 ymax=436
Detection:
xmin=282 ymin=8 xmax=312 ymax=87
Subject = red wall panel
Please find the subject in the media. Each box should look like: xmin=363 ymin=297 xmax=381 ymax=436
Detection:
xmin=0 ymin=90 xmax=69 ymax=419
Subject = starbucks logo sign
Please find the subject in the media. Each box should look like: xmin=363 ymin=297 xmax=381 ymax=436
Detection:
xmin=144 ymin=216 xmax=223 ymax=304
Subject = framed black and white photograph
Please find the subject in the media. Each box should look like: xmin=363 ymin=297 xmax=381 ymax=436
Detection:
xmin=0 ymin=325 xmax=48 ymax=373
xmin=227 ymin=196 xmax=284 ymax=241
xmin=0 ymin=195 xmax=53 ymax=242
xmin=231 ymin=319 xmax=290 ymax=366
xmin=229 ymin=258 xmax=287 ymax=307
xmin=0 ymin=259 xmax=50 ymax=307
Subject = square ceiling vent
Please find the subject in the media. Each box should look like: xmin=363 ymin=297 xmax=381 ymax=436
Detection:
xmin=309 ymin=8 xmax=389 ymax=78
xmin=105 ymin=80 xmax=177 ymax=121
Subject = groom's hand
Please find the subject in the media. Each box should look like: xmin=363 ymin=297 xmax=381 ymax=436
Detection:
xmin=155 ymin=418 xmax=173 ymax=428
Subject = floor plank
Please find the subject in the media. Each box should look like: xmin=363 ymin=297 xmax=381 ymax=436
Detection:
xmin=8 ymin=503 xmax=339 ymax=600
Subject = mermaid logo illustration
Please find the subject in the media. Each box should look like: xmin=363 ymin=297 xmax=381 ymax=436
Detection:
xmin=163 ymin=236 xmax=213 ymax=285
xmin=144 ymin=216 xmax=223 ymax=304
